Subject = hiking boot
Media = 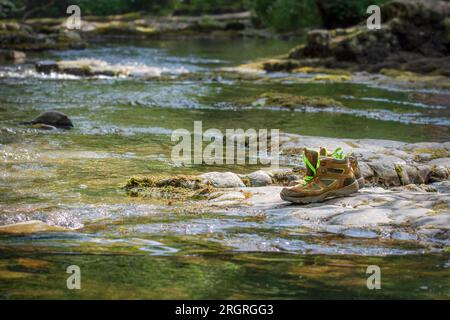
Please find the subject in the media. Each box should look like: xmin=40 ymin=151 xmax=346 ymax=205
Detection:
xmin=320 ymin=147 xmax=365 ymax=188
xmin=280 ymin=149 xmax=359 ymax=204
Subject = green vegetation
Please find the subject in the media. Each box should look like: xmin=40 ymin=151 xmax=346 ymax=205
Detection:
xmin=124 ymin=175 xmax=216 ymax=200
xmin=2 ymin=0 xmax=391 ymax=31
xmin=315 ymin=0 xmax=389 ymax=28
xmin=238 ymin=92 xmax=344 ymax=110
xmin=251 ymin=0 xmax=322 ymax=31
xmin=174 ymin=0 xmax=249 ymax=15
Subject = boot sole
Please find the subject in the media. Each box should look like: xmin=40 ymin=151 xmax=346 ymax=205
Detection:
xmin=281 ymin=180 xmax=359 ymax=204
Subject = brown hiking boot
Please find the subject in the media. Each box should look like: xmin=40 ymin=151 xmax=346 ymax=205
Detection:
xmin=320 ymin=147 xmax=365 ymax=188
xmin=280 ymin=149 xmax=359 ymax=204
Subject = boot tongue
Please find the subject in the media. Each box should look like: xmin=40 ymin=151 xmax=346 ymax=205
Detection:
xmin=303 ymin=148 xmax=319 ymax=177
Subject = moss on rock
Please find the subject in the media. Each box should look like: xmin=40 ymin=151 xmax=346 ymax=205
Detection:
xmin=242 ymin=92 xmax=344 ymax=110
xmin=124 ymin=175 xmax=216 ymax=201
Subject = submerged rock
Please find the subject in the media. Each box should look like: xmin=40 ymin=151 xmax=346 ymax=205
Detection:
xmin=238 ymin=92 xmax=343 ymax=110
xmin=20 ymin=111 xmax=73 ymax=129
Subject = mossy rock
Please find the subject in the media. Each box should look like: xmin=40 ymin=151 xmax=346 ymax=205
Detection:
xmin=124 ymin=175 xmax=216 ymax=201
xmin=242 ymin=92 xmax=344 ymax=110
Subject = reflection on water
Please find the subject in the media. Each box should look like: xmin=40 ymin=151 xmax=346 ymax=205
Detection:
xmin=0 ymin=38 xmax=449 ymax=299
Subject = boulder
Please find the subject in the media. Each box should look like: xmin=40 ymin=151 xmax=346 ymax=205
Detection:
xmin=20 ymin=111 xmax=73 ymax=129
xmin=246 ymin=170 xmax=272 ymax=187
xmin=200 ymin=172 xmax=245 ymax=188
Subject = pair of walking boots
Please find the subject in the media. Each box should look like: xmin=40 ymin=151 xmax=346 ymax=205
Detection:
xmin=280 ymin=147 xmax=364 ymax=204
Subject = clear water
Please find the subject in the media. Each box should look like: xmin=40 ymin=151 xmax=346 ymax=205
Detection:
xmin=0 ymin=38 xmax=449 ymax=299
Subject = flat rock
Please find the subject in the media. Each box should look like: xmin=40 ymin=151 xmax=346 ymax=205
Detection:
xmin=35 ymin=59 xmax=162 ymax=78
xmin=0 ymin=220 xmax=64 ymax=234
xmin=197 ymin=186 xmax=450 ymax=246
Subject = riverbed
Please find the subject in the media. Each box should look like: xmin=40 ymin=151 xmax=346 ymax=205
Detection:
xmin=0 ymin=38 xmax=449 ymax=299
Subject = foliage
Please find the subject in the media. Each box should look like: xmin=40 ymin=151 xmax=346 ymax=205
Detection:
xmin=133 ymin=0 xmax=179 ymax=16
xmin=175 ymin=0 xmax=249 ymax=15
xmin=1 ymin=0 xmax=391 ymax=32
xmin=251 ymin=0 xmax=322 ymax=31
xmin=315 ymin=0 xmax=389 ymax=28
xmin=0 ymin=0 xmax=24 ymax=17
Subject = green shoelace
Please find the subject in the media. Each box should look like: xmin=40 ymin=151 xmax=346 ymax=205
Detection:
xmin=331 ymin=147 xmax=345 ymax=159
xmin=301 ymin=147 xmax=346 ymax=183
xmin=301 ymin=153 xmax=320 ymax=183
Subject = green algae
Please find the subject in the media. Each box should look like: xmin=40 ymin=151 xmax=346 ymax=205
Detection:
xmin=239 ymin=92 xmax=344 ymax=110
xmin=413 ymin=148 xmax=450 ymax=161
xmin=124 ymin=175 xmax=216 ymax=201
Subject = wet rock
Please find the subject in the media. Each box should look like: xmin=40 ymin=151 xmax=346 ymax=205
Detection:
xmin=35 ymin=60 xmax=59 ymax=74
xmin=246 ymin=170 xmax=272 ymax=187
xmin=0 ymin=220 xmax=64 ymax=234
xmin=20 ymin=111 xmax=73 ymax=129
xmin=200 ymin=172 xmax=245 ymax=188
xmin=36 ymin=59 xmax=129 ymax=77
xmin=0 ymin=49 xmax=26 ymax=63
xmin=35 ymin=59 xmax=165 ymax=78
xmin=239 ymin=92 xmax=343 ymax=110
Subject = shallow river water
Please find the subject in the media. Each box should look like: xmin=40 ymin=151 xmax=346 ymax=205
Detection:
xmin=0 ymin=38 xmax=449 ymax=299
